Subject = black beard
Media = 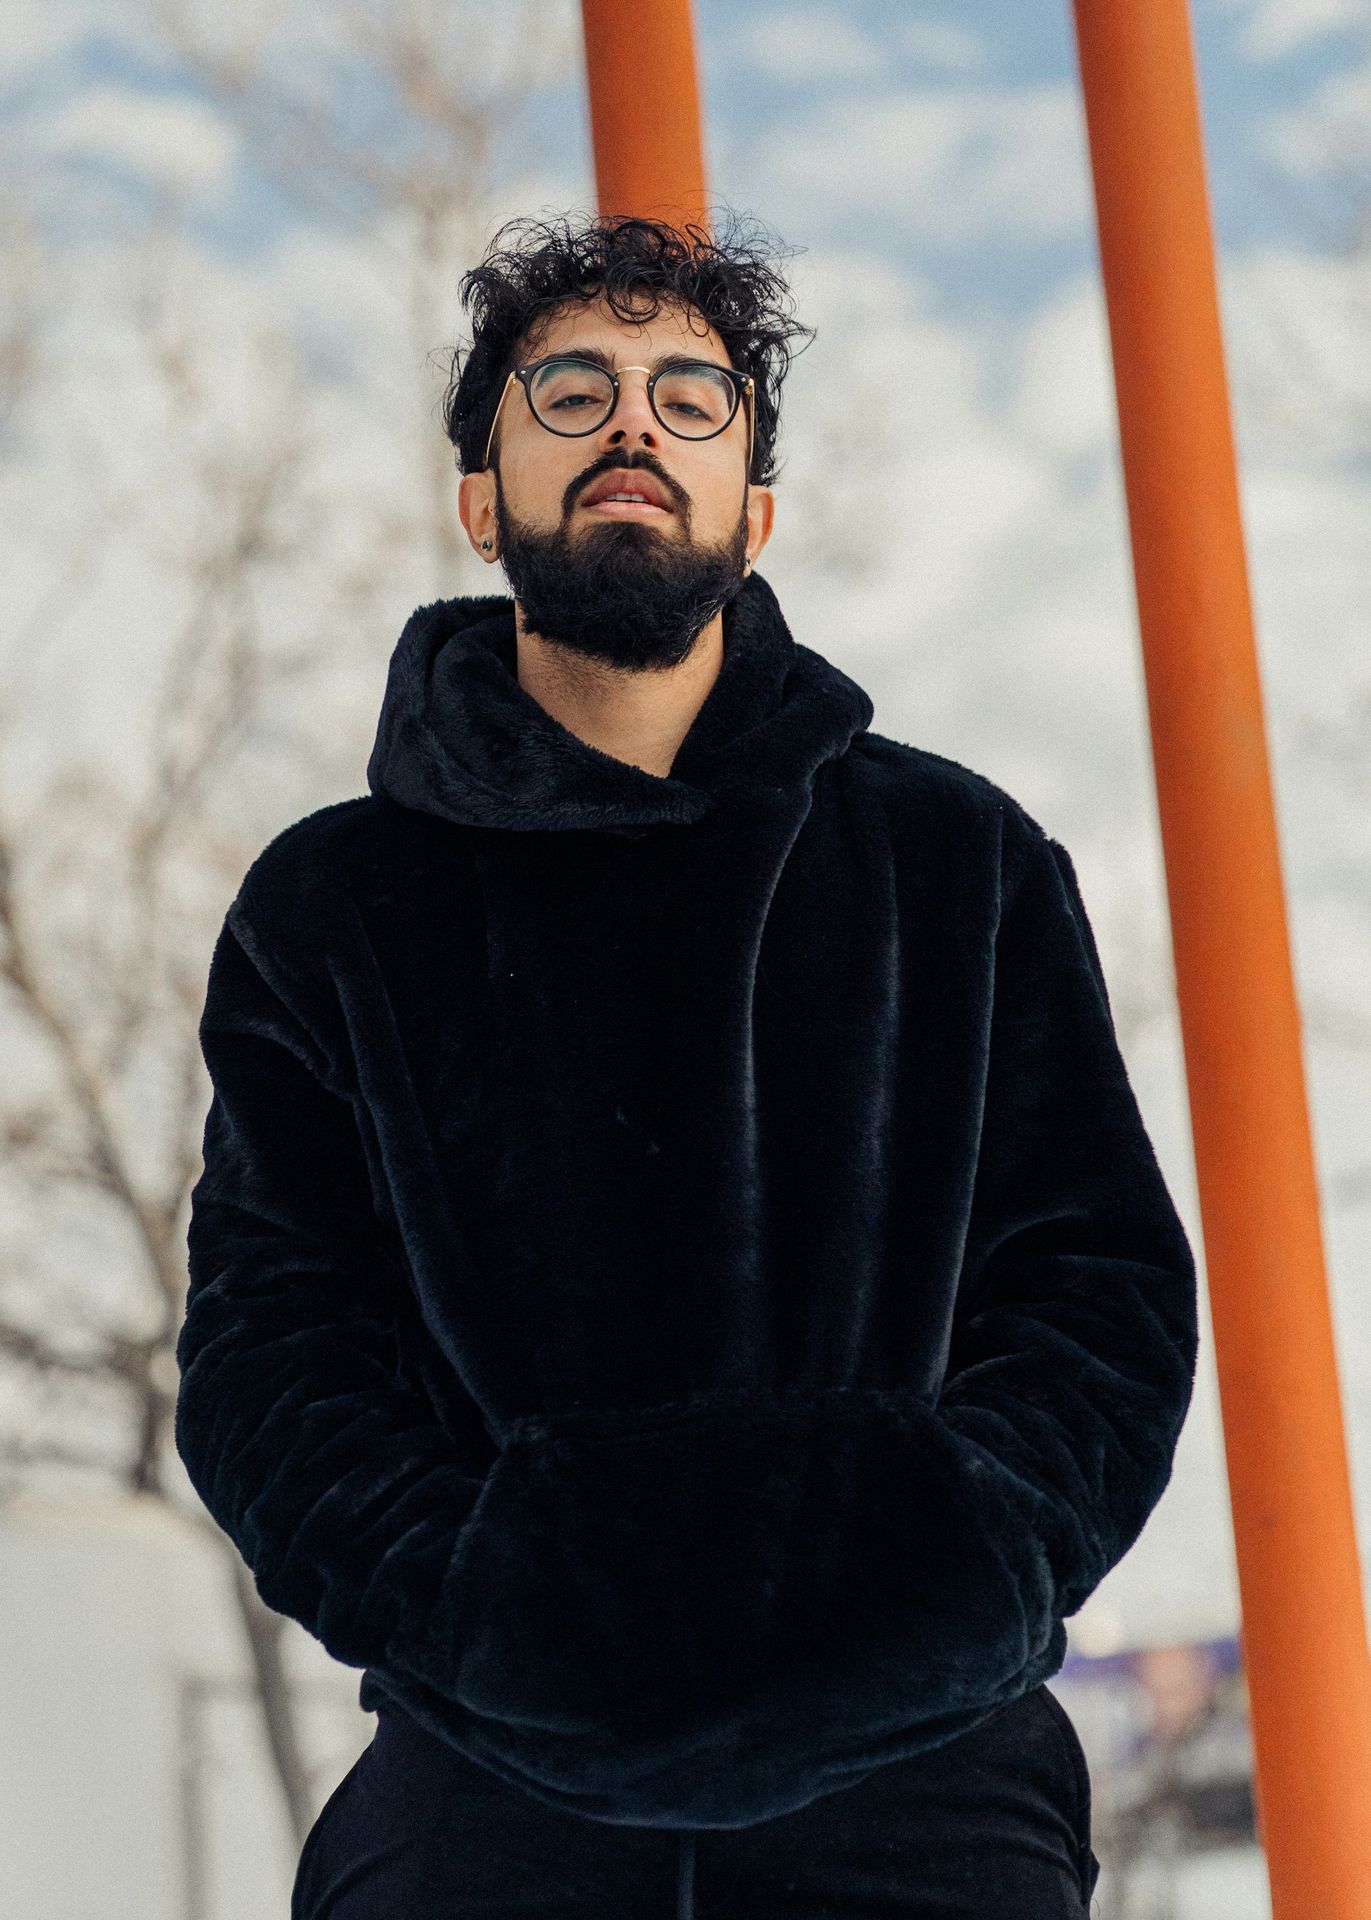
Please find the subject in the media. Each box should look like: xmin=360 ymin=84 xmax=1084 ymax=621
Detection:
xmin=494 ymin=471 xmax=751 ymax=672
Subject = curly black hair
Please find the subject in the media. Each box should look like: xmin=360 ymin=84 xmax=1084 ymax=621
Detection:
xmin=441 ymin=209 xmax=815 ymax=488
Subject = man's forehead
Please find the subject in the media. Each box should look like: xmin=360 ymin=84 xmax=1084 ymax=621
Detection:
xmin=522 ymin=295 xmax=729 ymax=365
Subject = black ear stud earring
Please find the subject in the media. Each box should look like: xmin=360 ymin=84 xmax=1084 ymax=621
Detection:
xmin=482 ymin=540 xmax=492 ymax=550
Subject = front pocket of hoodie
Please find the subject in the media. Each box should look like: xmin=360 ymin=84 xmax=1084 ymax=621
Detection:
xmin=407 ymin=1389 xmax=1041 ymax=1751
xmin=438 ymin=1404 xmax=811 ymax=1740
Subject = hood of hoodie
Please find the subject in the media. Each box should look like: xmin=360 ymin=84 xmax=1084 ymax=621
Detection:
xmin=365 ymin=568 xmax=875 ymax=834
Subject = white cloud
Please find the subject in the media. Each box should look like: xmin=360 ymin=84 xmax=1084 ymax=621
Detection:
xmin=1006 ymin=272 xmax=1115 ymax=463
xmin=1218 ymin=244 xmax=1371 ymax=466
xmin=1265 ymin=51 xmax=1371 ymax=173
xmin=736 ymin=7 xmax=989 ymax=83
xmin=1 ymin=1 xmax=84 ymax=72
xmin=1215 ymin=0 xmax=1370 ymax=61
xmin=748 ymin=83 xmax=1090 ymax=242
xmin=896 ymin=20 xmax=990 ymax=73
xmin=38 ymin=86 xmax=240 ymax=197
xmin=735 ymin=7 xmax=888 ymax=84
xmin=0 ymin=0 xmax=162 ymax=80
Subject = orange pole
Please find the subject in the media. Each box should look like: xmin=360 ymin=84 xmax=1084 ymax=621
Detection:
xmin=1071 ymin=3 xmax=1371 ymax=1914
xmin=579 ymin=0 xmax=709 ymax=229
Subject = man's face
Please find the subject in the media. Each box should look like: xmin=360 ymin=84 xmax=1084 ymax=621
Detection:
xmin=458 ymin=294 xmax=775 ymax=672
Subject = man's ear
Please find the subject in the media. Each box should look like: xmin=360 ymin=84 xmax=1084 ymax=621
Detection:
xmin=458 ymin=470 xmax=499 ymax=561
xmin=744 ymin=486 xmax=776 ymax=573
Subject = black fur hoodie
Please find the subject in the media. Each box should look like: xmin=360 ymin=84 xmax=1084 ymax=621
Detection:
xmin=175 ymin=570 xmax=1199 ymax=1829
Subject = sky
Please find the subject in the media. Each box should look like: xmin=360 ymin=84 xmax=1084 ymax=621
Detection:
xmin=3 ymin=0 xmax=1371 ymax=1875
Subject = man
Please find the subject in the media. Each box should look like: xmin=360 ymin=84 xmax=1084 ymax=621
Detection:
xmin=176 ymin=212 xmax=1199 ymax=1919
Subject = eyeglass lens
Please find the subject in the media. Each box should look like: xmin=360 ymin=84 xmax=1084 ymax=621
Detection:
xmin=528 ymin=359 xmax=737 ymax=438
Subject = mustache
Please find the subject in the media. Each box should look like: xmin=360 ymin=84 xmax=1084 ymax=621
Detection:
xmin=561 ymin=450 xmax=689 ymax=522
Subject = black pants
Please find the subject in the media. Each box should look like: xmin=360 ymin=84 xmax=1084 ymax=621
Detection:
xmin=291 ymin=1682 xmax=1102 ymax=1918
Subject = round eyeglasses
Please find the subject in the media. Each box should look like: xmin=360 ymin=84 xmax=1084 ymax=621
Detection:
xmin=483 ymin=355 xmax=755 ymax=472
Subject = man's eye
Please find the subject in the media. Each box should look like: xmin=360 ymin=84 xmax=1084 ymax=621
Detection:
xmin=549 ymin=391 xmax=597 ymax=410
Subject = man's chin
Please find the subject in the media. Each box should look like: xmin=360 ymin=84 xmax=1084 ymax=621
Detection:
xmin=572 ymin=512 xmax=677 ymax=548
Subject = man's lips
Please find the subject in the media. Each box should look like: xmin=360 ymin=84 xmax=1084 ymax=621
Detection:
xmin=580 ymin=472 xmax=674 ymax=513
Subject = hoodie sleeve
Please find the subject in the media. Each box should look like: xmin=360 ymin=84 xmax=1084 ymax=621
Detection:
xmin=934 ymin=814 xmax=1200 ymax=1626
xmin=175 ymin=902 xmax=490 ymax=1672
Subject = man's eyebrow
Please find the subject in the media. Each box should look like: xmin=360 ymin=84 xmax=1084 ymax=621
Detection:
xmin=541 ymin=344 xmax=731 ymax=373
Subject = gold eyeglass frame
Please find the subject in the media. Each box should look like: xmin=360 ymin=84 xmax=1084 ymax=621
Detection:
xmin=482 ymin=355 xmax=756 ymax=476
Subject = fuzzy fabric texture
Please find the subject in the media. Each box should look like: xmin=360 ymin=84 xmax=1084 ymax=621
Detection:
xmin=176 ymin=569 xmax=1199 ymax=1830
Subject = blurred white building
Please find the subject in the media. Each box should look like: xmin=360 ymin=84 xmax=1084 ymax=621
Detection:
xmin=0 ymin=1493 xmax=366 ymax=1920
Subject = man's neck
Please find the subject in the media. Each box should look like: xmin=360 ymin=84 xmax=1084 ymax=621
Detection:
xmin=513 ymin=605 xmax=725 ymax=781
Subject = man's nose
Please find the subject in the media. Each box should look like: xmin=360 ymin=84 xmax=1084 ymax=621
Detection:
xmin=598 ymin=373 xmax=660 ymax=451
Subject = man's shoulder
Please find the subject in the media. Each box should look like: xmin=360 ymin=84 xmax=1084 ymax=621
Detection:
xmin=226 ymin=793 xmax=418 ymax=943
xmin=844 ymin=729 xmax=1049 ymax=853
